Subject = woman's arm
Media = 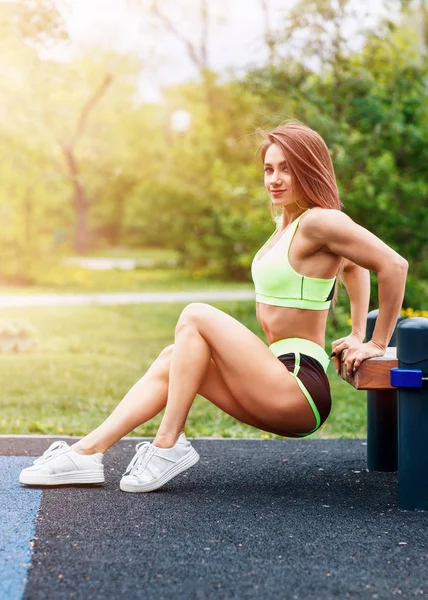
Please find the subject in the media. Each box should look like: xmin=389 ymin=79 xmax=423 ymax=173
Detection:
xmin=303 ymin=209 xmax=408 ymax=370
xmin=374 ymin=263 xmax=408 ymax=349
xmin=342 ymin=261 xmax=371 ymax=342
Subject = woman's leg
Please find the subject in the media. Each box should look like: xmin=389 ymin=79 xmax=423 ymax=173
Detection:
xmin=19 ymin=331 xmax=272 ymax=487
xmin=73 ymin=301 xmax=317 ymax=456
xmin=148 ymin=302 xmax=317 ymax=448
xmin=71 ymin=344 xmax=267 ymax=456
xmin=20 ymin=303 xmax=321 ymax=488
xmin=71 ymin=346 xmax=173 ymax=455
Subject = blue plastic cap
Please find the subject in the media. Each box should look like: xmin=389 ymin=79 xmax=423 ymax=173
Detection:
xmin=390 ymin=367 xmax=423 ymax=389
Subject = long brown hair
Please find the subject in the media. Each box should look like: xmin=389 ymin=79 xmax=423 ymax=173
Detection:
xmin=258 ymin=119 xmax=345 ymax=309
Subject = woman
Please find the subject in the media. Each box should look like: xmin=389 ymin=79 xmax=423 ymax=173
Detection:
xmin=19 ymin=120 xmax=408 ymax=492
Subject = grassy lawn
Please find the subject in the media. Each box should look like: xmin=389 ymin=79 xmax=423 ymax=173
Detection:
xmin=83 ymin=247 xmax=180 ymax=261
xmin=0 ymin=300 xmax=366 ymax=439
xmin=0 ymin=266 xmax=254 ymax=295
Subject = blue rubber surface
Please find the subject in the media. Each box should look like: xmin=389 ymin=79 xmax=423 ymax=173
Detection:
xmin=0 ymin=457 xmax=41 ymax=600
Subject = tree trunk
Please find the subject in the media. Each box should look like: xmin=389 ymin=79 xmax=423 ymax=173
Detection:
xmin=63 ymin=146 xmax=90 ymax=254
xmin=73 ymin=180 xmax=89 ymax=254
xmin=111 ymin=193 xmax=125 ymax=246
xmin=59 ymin=74 xmax=113 ymax=254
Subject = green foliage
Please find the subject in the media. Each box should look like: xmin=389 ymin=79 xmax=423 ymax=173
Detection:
xmin=0 ymin=0 xmax=426 ymax=308
xmin=16 ymin=0 xmax=69 ymax=46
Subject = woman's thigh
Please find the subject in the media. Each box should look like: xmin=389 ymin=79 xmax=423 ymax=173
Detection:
xmin=201 ymin=357 xmax=297 ymax=436
xmin=174 ymin=303 xmax=318 ymax=434
xmin=160 ymin=345 xmax=306 ymax=437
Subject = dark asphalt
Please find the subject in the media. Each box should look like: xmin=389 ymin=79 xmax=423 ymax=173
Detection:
xmin=3 ymin=436 xmax=428 ymax=600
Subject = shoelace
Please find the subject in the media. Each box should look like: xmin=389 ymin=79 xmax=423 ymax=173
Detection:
xmin=33 ymin=441 xmax=68 ymax=465
xmin=123 ymin=442 xmax=157 ymax=477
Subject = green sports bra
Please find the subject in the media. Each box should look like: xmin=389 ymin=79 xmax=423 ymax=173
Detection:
xmin=251 ymin=208 xmax=336 ymax=310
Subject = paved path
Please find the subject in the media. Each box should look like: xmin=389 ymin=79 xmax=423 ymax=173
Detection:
xmin=3 ymin=436 xmax=428 ymax=600
xmin=0 ymin=290 xmax=255 ymax=308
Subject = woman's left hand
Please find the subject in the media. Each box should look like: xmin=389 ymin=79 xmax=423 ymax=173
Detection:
xmin=331 ymin=334 xmax=386 ymax=376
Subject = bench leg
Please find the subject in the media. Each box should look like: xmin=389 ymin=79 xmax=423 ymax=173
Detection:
xmin=367 ymin=390 xmax=398 ymax=472
xmin=398 ymin=388 xmax=428 ymax=511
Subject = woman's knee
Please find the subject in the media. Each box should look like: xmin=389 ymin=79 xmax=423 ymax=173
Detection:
xmin=175 ymin=303 xmax=211 ymax=334
xmin=158 ymin=344 xmax=174 ymax=365
xmin=147 ymin=344 xmax=174 ymax=380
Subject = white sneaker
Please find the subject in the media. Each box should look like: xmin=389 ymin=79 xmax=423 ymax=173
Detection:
xmin=19 ymin=441 xmax=105 ymax=486
xmin=120 ymin=433 xmax=199 ymax=493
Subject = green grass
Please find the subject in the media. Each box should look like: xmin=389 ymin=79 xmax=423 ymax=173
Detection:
xmin=0 ymin=301 xmax=366 ymax=439
xmin=83 ymin=247 xmax=180 ymax=261
xmin=0 ymin=266 xmax=254 ymax=294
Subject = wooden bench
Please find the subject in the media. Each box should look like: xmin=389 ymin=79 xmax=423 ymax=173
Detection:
xmin=339 ymin=347 xmax=398 ymax=390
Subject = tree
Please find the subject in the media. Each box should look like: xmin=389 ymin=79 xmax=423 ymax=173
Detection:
xmin=59 ymin=73 xmax=113 ymax=253
xmin=259 ymin=0 xmax=278 ymax=65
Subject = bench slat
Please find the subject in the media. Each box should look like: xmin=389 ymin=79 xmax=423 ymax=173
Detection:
xmin=339 ymin=347 xmax=398 ymax=390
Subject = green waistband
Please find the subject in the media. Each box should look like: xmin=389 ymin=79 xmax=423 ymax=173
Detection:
xmin=268 ymin=337 xmax=330 ymax=372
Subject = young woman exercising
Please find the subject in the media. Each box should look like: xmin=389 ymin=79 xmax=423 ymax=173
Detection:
xmin=19 ymin=120 xmax=408 ymax=492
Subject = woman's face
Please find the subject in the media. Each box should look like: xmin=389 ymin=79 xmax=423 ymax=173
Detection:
xmin=263 ymin=143 xmax=294 ymax=208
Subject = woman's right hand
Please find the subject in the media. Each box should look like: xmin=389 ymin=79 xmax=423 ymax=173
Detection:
xmin=331 ymin=335 xmax=386 ymax=377
xmin=333 ymin=336 xmax=386 ymax=377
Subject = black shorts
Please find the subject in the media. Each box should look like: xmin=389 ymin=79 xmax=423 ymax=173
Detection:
xmin=277 ymin=352 xmax=332 ymax=437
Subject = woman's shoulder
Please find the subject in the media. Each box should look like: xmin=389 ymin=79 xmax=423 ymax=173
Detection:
xmin=302 ymin=207 xmax=350 ymax=230
xmin=300 ymin=208 xmax=355 ymax=249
